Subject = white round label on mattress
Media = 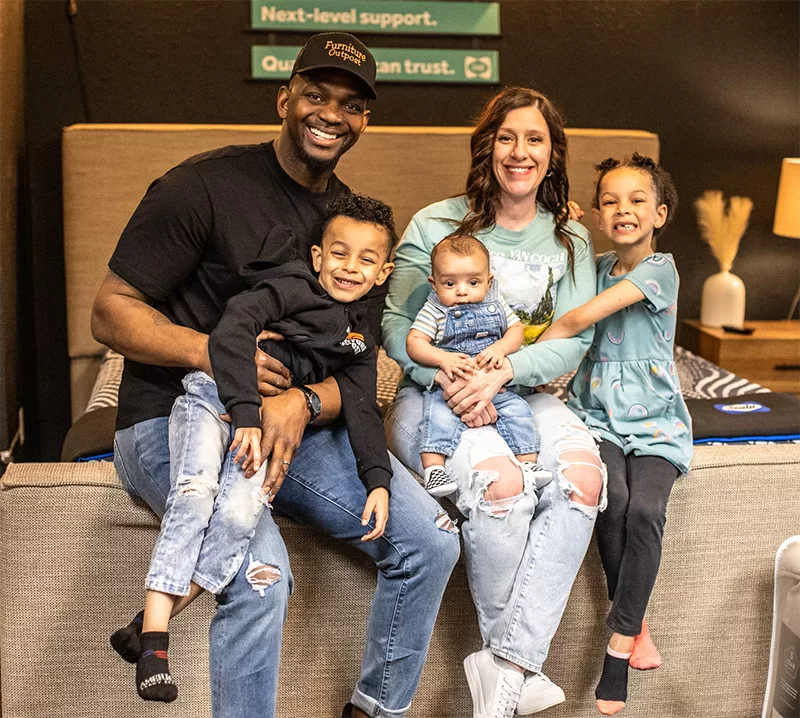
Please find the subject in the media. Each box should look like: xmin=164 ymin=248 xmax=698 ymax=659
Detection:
xmin=713 ymin=402 xmax=770 ymax=414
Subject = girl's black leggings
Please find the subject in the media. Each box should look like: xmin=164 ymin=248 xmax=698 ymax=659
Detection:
xmin=596 ymin=441 xmax=679 ymax=637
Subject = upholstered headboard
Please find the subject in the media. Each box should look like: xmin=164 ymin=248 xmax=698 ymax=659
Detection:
xmin=62 ymin=123 xmax=658 ymax=419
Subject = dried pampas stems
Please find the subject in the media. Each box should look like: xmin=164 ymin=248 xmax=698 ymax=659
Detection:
xmin=694 ymin=191 xmax=753 ymax=272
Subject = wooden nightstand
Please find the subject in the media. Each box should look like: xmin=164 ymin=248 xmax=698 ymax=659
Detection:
xmin=683 ymin=320 xmax=800 ymax=394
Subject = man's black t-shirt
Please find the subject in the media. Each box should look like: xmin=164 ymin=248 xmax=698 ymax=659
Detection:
xmin=109 ymin=141 xmax=386 ymax=431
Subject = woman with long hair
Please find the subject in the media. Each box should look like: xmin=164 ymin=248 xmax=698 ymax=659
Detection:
xmin=384 ymin=87 xmax=605 ymax=717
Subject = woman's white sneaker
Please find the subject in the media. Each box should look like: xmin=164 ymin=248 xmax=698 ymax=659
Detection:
xmin=515 ymin=671 xmax=565 ymax=715
xmin=464 ymin=648 xmax=525 ymax=718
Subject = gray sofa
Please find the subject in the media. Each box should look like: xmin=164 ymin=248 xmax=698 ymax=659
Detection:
xmin=3 ymin=446 xmax=799 ymax=717
xmin=1 ymin=124 xmax=798 ymax=717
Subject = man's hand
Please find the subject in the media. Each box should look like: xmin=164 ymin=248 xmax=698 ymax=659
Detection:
xmin=255 ymin=330 xmax=292 ymax=397
xmin=230 ymin=427 xmax=262 ymax=475
xmin=256 ymin=388 xmax=311 ymax=497
xmin=361 ymin=487 xmax=389 ymax=542
xmin=439 ymin=352 xmax=476 ymax=381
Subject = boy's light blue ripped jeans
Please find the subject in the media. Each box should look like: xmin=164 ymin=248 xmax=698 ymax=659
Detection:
xmin=386 ymin=386 xmax=607 ymax=673
xmin=146 ymin=370 xmax=271 ymax=596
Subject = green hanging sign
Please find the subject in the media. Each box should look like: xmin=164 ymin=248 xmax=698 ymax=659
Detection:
xmin=252 ymin=46 xmax=499 ymax=84
xmin=251 ymin=1 xmax=500 ymax=35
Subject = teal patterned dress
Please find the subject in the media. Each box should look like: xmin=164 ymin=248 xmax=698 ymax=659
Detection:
xmin=567 ymin=252 xmax=694 ymax=474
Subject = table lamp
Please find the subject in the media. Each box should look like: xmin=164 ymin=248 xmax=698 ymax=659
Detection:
xmin=774 ymin=158 xmax=800 ymax=318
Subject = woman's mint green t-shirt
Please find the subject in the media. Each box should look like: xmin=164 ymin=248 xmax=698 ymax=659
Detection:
xmin=383 ymin=196 xmax=596 ymax=391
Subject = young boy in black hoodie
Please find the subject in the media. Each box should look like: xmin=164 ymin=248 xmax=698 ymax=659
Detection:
xmin=115 ymin=193 xmax=396 ymax=702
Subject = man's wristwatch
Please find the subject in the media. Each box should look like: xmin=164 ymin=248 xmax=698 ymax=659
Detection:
xmin=294 ymin=385 xmax=322 ymax=424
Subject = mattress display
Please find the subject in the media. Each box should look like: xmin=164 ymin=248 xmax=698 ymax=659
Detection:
xmin=687 ymin=393 xmax=800 ymax=444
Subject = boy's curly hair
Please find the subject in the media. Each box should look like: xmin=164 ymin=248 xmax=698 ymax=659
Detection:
xmin=592 ymin=152 xmax=678 ymax=237
xmin=323 ymin=192 xmax=399 ymax=258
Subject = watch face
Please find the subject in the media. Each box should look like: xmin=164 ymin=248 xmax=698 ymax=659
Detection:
xmin=309 ymin=391 xmax=322 ymax=413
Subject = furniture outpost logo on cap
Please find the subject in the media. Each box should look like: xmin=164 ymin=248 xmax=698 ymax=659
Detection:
xmin=325 ymin=39 xmax=365 ymax=66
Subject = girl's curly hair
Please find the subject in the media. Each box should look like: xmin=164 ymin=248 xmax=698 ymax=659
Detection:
xmin=593 ymin=153 xmax=678 ymax=237
xmin=454 ymin=86 xmax=583 ymax=280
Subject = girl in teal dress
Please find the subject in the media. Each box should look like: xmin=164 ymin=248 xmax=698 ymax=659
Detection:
xmin=541 ymin=154 xmax=693 ymax=715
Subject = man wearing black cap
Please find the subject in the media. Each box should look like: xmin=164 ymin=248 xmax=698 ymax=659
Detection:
xmin=93 ymin=32 xmax=459 ymax=718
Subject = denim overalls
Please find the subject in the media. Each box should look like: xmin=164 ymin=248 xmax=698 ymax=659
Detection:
xmin=419 ymin=286 xmax=539 ymax=457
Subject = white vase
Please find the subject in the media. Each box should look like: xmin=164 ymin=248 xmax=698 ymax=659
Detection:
xmin=701 ymin=270 xmax=746 ymax=328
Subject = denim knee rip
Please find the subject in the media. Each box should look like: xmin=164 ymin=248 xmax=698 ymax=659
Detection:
xmin=176 ymin=472 xmax=218 ymax=497
xmin=218 ymin=477 xmax=272 ymax=527
xmin=244 ymin=553 xmax=282 ymax=596
xmin=469 ymin=468 xmax=532 ymax=519
xmin=435 ymin=509 xmax=459 ymax=534
xmin=553 ymin=423 xmax=607 ymax=514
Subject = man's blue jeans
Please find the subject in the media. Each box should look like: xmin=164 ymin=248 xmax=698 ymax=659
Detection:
xmin=114 ymin=416 xmax=460 ymax=718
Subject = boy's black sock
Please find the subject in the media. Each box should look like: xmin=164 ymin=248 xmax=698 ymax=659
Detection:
xmin=136 ymin=631 xmax=178 ymax=703
xmin=595 ymin=647 xmax=631 ymax=703
xmin=110 ymin=609 xmax=144 ymax=663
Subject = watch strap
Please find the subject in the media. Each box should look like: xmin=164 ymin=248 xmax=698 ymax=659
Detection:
xmin=295 ymin=385 xmax=321 ymax=423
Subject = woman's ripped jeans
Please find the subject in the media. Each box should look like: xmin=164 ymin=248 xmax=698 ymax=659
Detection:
xmin=385 ymin=386 xmax=606 ymax=672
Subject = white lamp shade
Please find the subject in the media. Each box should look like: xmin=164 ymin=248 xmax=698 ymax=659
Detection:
xmin=774 ymin=158 xmax=800 ymax=239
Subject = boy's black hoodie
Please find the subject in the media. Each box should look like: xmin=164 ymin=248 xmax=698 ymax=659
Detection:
xmin=207 ymin=259 xmax=391 ymax=494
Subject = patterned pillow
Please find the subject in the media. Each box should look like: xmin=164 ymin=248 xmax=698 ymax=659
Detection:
xmin=85 ymin=348 xmax=404 ymax=414
xmin=85 ymin=349 xmax=123 ymax=413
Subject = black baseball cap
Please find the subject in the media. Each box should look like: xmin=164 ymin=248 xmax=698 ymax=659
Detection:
xmin=291 ymin=32 xmax=377 ymax=100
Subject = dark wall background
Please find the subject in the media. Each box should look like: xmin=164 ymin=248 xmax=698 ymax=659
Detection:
xmin=23 ymin=0 xmax=800 ymax=459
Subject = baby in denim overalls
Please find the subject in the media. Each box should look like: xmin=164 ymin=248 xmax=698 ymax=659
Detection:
xmin=406 ymin=234 xmax=552 ymax=497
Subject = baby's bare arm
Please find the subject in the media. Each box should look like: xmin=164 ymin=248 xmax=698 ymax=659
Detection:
xmin=407 ymin=329 xmax=453 ymax=368
xmin=496 ymin=323 xmax=525 ymax=355
xmin=407 ymin=329 xmax=475 ymax=380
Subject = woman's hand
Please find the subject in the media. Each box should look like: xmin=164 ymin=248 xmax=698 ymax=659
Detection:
xmin=463 ymin=403 xmax=499 ymax=428
xmin=434 ymin=370 xmax=499 ymax=427
xmin=436 ymin=359 xmax=514 ymax=423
